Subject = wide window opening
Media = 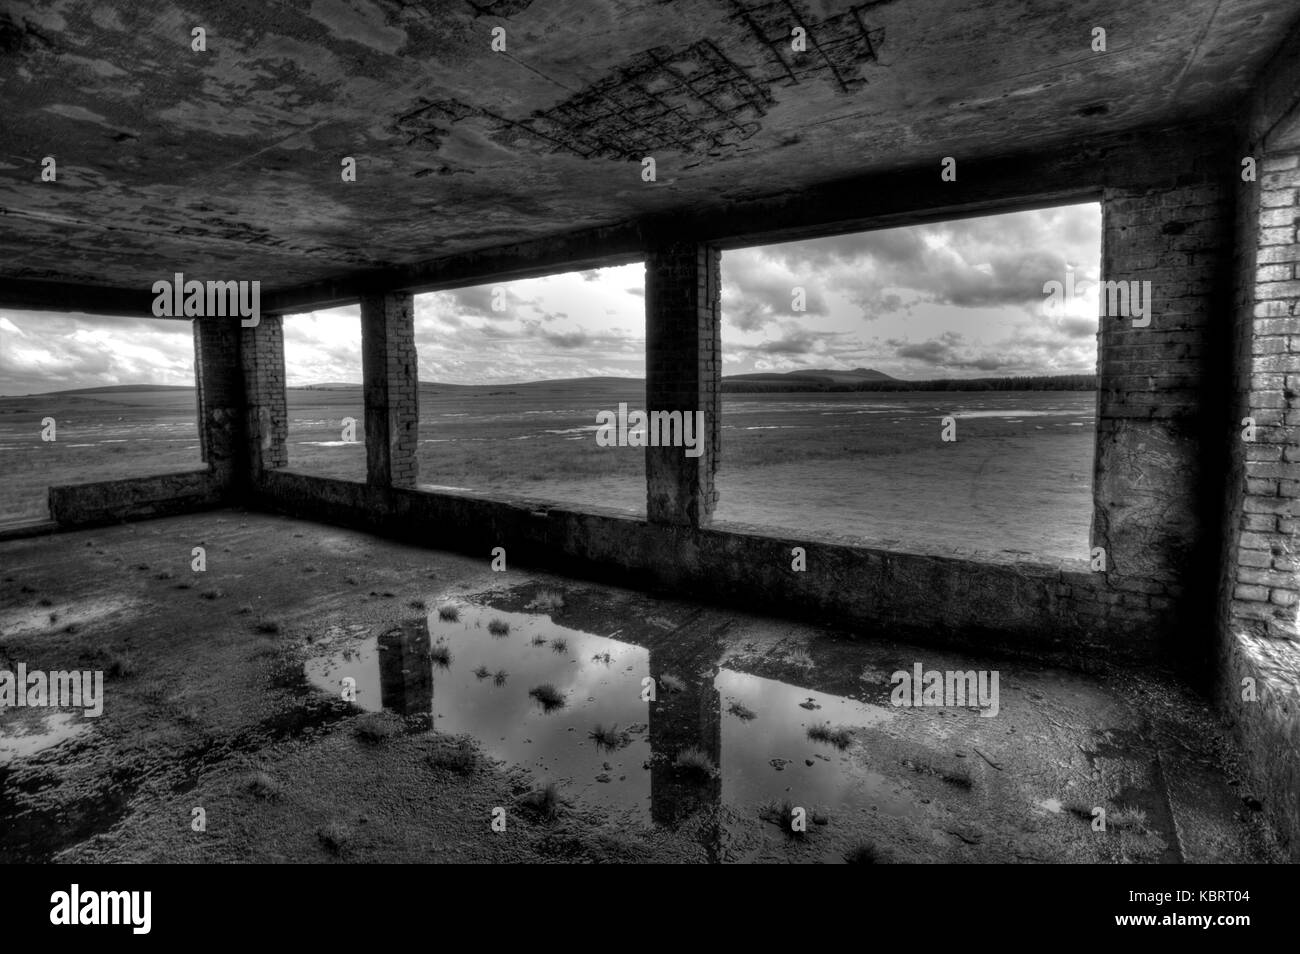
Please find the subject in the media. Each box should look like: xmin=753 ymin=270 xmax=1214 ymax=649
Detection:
xmin=413 ymin=263 xmax=646 ymax=513
xmin=717 ymin=202 xmax=1102 ymax=563
xmin=0 ymin=312 xmax=203 ymax=523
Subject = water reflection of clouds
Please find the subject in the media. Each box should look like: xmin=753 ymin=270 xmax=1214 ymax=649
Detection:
xmin=307 ymin=605 xmax=913 ymax=832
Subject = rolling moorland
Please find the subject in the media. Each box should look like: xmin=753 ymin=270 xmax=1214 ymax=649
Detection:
xmin=0 ymin=374 xmax=1096 ymax=561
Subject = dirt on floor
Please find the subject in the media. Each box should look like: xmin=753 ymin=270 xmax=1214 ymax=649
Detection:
xmin=0 ymin=511 xmax=1283 ymax=863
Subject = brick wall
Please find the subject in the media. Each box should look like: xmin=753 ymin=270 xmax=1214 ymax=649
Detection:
xmin=1094 ymin=161 xmax=1235 ymax=660
xmin=360 ymin=292 xmax=419 ymax=490
xmin=1218 ymin=145 xmax=1300 ymax=859
xmin=241 ymin=314 xmax=288 ymax=477
xmin=645 ymin=242 xmax=721 ymax=527
xmin=1224 ymin=152 xmax=1300 ymax=639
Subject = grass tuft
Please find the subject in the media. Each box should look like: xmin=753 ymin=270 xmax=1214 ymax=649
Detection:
xmin=519 ymin=781 xmax=564 ymax=820
xmin=588 ymin=723 xmax=630 ymax=751
xmin=761 ymin=799 xmax=806 ymax=838
xmin=551 ymin=637 xmax=569 ymax=654
xmin=526 ymin=589 xmax=565 ymax=613
xmin=659 ymin=673 xmax=687 ymax=693
xmin=1110 ymin=806 xmax=1150 ymax=832
xmin=437 ymin=605 xmax=459 ymax=622
xmin=487 ymin=618 xmax=510 ymax=637
xmin=493 ymin=669 xmax=508 ymax=687
xmin=427 ymin=736 xmax=478 ymax=775
xmin=429 ymin=643 xmax=452 ymax=668
xmin=844 ymin=840 xmax=881 ymax=863
xmin=728 ymin=701 xmax=757 ymax=721
xmin=807 ymin=723 xmax=855 ymax=750
xmin=354 ymin=711 xmax=401 ymax=744
xmin=674 ymin=745 xmax=718 ymax=779
xmin=528 ymin=683 xmax=565 ymax=712
xmin=473 ymin=665 xmax=491 ymax=680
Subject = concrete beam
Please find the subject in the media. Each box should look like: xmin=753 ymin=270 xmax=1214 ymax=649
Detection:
xmin=1248 ymin=15 xmax=1300 ymax=149
xmin=0 ymin=123 xmax=1209 ymax=324
xmin=263 ymin=223 xmax=646 ymax=314
xmin=259 ymin=121 xmax=1222 ymax=314
xmin=0 ymin=279 xmax=161 ymax=318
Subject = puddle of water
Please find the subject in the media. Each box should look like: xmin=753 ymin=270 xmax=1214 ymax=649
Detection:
xmin=0 ymin=710 xmax=90 ymax=765
xmin=304 ymin=604 xmax=916 ymax=828
xmin=0 ymin=595 xmax=141 ymax=637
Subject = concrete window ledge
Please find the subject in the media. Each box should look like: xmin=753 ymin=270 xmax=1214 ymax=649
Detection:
xmin=251 ymin=469 xmax=1163 ymax=661
xmin=49 ymin=470 xmax=225 ymax=528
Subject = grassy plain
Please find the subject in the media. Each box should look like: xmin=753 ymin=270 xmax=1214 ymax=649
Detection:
xmin=0 ymin=381 xmax=1094 ymax=560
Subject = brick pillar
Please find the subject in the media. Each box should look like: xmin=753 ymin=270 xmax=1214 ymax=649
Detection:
xmin=361 ymin=292 xmax=419 ymax=490
xmin=241 ymin=314 xmax=288 ymax=480
xmin=645 ymin=243 xmax=721 ymax=527
xmin=1224 ymin=150 xmax=1300 ymax=641
xmin=193 ymin=317 xmax=243 ymax=485
xmin=1093 ymin=177 xmax=1232 ymax=633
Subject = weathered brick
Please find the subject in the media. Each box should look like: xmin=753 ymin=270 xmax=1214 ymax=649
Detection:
xmin=1262 ymin=155 xmax=1300 ymax=173
xmin=1257 ymin=264 xmax=1295 ymax=283
xmin=1240 ymin=549 xmax=1274 ymax=568
xmin=1239 ymin=566 xmax=1299 ymax=588
xmin=1270 ymin=588 xmax=1300 ymax=607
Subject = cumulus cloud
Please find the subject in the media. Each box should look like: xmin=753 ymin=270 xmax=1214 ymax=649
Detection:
xmin=720 ymin=202 xmax=1102 ymax=378
xmin=1 ymin=205 xmax=1101 ymax=393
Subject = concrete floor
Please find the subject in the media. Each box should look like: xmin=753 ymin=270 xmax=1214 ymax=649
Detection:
xmin=0 ymin=511 xmax=1282 ymax=863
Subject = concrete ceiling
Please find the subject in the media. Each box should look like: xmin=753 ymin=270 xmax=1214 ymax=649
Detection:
xmin=1 ymin=0 xmax=1296 ymax=299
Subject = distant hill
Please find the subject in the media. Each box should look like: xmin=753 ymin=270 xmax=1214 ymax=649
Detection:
xmin=724 ymin=367 xmax=898 ymax=386
xmin=723 ymin=372 xmax=1096 ymax=393
xmin=20 ymin=370 xmax=1096 ymax=401
xmin=26 ymin=384 xmax=193 ymax=397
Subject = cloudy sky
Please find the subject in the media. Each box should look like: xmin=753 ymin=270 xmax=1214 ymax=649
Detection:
xmin=0 ymin=203 xmax=1101 ymax=395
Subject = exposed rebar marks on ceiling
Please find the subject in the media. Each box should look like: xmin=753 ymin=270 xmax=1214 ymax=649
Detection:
xmin=393 ymin=0 xmax=890 ymax=160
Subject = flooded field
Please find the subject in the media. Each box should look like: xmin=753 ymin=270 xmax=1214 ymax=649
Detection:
xmin=0 ymin=383 xmax=1094 ymax=561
